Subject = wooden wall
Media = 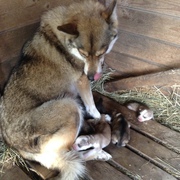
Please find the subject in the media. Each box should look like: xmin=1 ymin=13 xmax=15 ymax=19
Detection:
xmin=0 ymin=0 xmax=180 ymax=92
xmin=106 ymin=0 xmax=180 ymax=78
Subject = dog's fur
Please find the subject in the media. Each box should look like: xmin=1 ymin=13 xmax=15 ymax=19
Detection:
xmin=0 ymin=0 xmax=118 ymax=179
xmin=73 ymin=114 xmax=112 ymax=161
xmin=111 ymin=113 xmax=131 ymax=147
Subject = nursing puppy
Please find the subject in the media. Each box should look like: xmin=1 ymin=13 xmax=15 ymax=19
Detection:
xmin=111 ymin=113 xmax=131 ymax=147
xmin=0 ymin=0 xmax=118 ymax=179
xmin=73 ymin=114 xmax=112 ymax=161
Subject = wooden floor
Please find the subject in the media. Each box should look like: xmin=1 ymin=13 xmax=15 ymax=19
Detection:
xmin=0 ymin=0 xmax=180 ymax=179
xmin=1 ymin=92 xmax=180 ymax=180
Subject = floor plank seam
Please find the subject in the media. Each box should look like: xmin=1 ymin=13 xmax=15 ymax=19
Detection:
xmin=126 ymin=144 xmax=180 ymax=179
xmin=130 ymin=124 xmax=180 ymax=154
xmin=107 ymin=159 xmax=142 ymax=180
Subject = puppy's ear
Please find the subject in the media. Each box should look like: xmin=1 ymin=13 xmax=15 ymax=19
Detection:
xmin=57 ymin=23 xmax=79 ymax=36
xmin=101 ymin=0 xmax=118 ymax=26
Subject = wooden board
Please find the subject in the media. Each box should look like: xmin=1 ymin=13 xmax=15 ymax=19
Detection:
xmin=104 ymin=69 xmax=180 ymax=91
xmin=118 ymin=0 xmax=180 ymax=17
xmin=1 ymin=165 xmax=31 ymax=180
xmin=105 ymin=51 xmax=167 ymax=77
xmin=113 ymin=31 xmax=180 ymax=68
xmin=117 ymin=6 xmax=180 ymax=45
xmin=0 ymin=23 xmax=39 ymax=63
xmin=106 ymin=145 xmax=177 ymax=180
xmin=0 ymin=0 xmax=76 ymax=32
xmin=86 ymin=161 xmax=131 ymax=180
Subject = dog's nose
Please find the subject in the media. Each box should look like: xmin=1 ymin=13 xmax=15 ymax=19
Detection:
xmin=87 ymin=75 xmax=94 ymax=81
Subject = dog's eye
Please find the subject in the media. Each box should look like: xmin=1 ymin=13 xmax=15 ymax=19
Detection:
xmin=95 ymin=47 xmax=107 ymax=57
xmin=79 ymin=49 xmax=89 ymax=57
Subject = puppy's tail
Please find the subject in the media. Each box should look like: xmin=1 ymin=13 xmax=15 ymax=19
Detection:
xmin=57 ymin=150 xmax=86 ymax=180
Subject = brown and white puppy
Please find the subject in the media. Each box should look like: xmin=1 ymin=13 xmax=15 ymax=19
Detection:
xmin=111 ymin=113 xmax=130 ymax=147
xmin=73 ymin=114 xmax=112 ymax=161
xmin=126 ymin=102 xmax=154 ymax=122
xmin=0 ymin=1 xmax=118 ymax=180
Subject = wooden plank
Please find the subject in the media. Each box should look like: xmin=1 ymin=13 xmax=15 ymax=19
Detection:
xmin=106 ymin=145 xmax=177 ymax=180
xmin=1 ymin=165 xmax=31 ymax=180
xmin=113 ymin=31 xmax=180 ymax=67
xmin=105 ymin=51 xmax=167 ymax=77
xmin=117 ymin=7 xmax=180 ymax=45
xmin=104 ymin=69 xmax=180 ymax=91
xmin=118 ymin=0 xmax=180 ymax=17
xmin=0 ymin=0 xmax=75 ymax=32
xmin=0 ymin=23 xmax=39 ymax=63
xmin=86 ymin=161 xmax=131 ymax=180
xmin=128 ymin=129 xmax=180 ymax=170
xmin=93 ymin=92 xmax=180 ymax=150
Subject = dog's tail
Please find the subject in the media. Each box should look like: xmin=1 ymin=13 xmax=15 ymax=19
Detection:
xmin=59 ymin=150 xmax=86 ymax=180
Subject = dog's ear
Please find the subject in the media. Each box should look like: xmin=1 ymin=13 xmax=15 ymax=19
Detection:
xmin=101 ymin=0 xmax=118 ymax=26
xmin=57 ymin=23 xmax=79 ymax=36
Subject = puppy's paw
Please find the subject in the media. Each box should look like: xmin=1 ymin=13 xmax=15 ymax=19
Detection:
xmin=104 ymin=114 xmax=111 ymax=122
xmin=94 ymin=150 xmax=112 ymax=161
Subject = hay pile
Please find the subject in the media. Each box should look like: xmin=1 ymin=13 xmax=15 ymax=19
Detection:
xmin=92 ymin=70 xmax=180 ymax=133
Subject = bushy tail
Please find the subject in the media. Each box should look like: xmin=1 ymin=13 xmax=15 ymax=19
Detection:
xmin=62 ymin=151 xmax=86 ymax=180
xmin=51 ymin=150 xmax=86 ymax=180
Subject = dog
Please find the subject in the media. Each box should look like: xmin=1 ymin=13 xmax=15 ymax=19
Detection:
xmin=111 ymin=112 xmax=131 ymax=147
xmin=73 ymin=114 xmax=112 ymax=161
xmin=0 ymin=0 xmax=118 ymax=179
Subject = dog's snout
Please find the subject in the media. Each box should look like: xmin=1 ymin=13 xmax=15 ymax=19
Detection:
xmin=87 ymin=74 xmax=94 ymax=81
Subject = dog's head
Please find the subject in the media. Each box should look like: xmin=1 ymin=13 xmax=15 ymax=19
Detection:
xmin=57 ymin=0 xmax=118 ymax=81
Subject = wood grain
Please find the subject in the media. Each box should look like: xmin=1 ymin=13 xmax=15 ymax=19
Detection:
xmin=1 ymin=165 xmax=31 ymax=180
xmin=86 ymin=161 xmax=131 ymax=180
xmin=118 ymin=0 xmax=180 ymax=17
xmin=0 ymin=23 xmax=39 ymax=63
xmin=117 ymin=7 xmax=180 ymax=45
xmin=106 ymin=145 xmax=176 ymax=180
xmin=104 ymin=69 xmax=180 ymax=91
xmin=105 ymin=51 xmax=168 ymax=77
xmin=0 ymin=0 xmax=75 ymax=32
xmin=113 ymin=31 xmax=180 ymax=68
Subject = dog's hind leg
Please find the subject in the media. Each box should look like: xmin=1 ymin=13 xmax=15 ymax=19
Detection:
xmin=19 ymin=97 xmax=86 ymax=180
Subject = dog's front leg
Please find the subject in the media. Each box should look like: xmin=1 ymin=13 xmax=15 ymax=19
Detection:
xmin=76 ymin=74 xmax=100 ymax=119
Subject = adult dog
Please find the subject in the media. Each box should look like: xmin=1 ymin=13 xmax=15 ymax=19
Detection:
xmin=0 ymin=0 xmax=118 ymax=179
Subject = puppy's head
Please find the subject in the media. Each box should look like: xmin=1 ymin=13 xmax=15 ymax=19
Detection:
xmin=138 ymin=109 xmax=154 ymax=122
xmin=73 ymin=136 xmax=91 ymax=151
xmin=57 ymin=1 xmax=118 ymax=81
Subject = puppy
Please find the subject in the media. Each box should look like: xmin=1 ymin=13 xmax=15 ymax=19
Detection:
xmin=111 ymin=112 xmax=130 ymax=147
xmin=126 ymin=102 xmax=154 ymax=122
xmin=73 ymin=114 xmax=112 ymax=161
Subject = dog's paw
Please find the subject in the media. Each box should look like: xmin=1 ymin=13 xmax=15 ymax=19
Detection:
xmin=86 ymin=106 xmax=101 ymax=119
xmin=94 ymin=150 xmax=112 ymax=161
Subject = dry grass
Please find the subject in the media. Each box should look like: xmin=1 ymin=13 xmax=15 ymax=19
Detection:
xmin=92 ymin=70 xmax=180 ymax=133
xmin=0 ymin=140 xmax=28 ymax=175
